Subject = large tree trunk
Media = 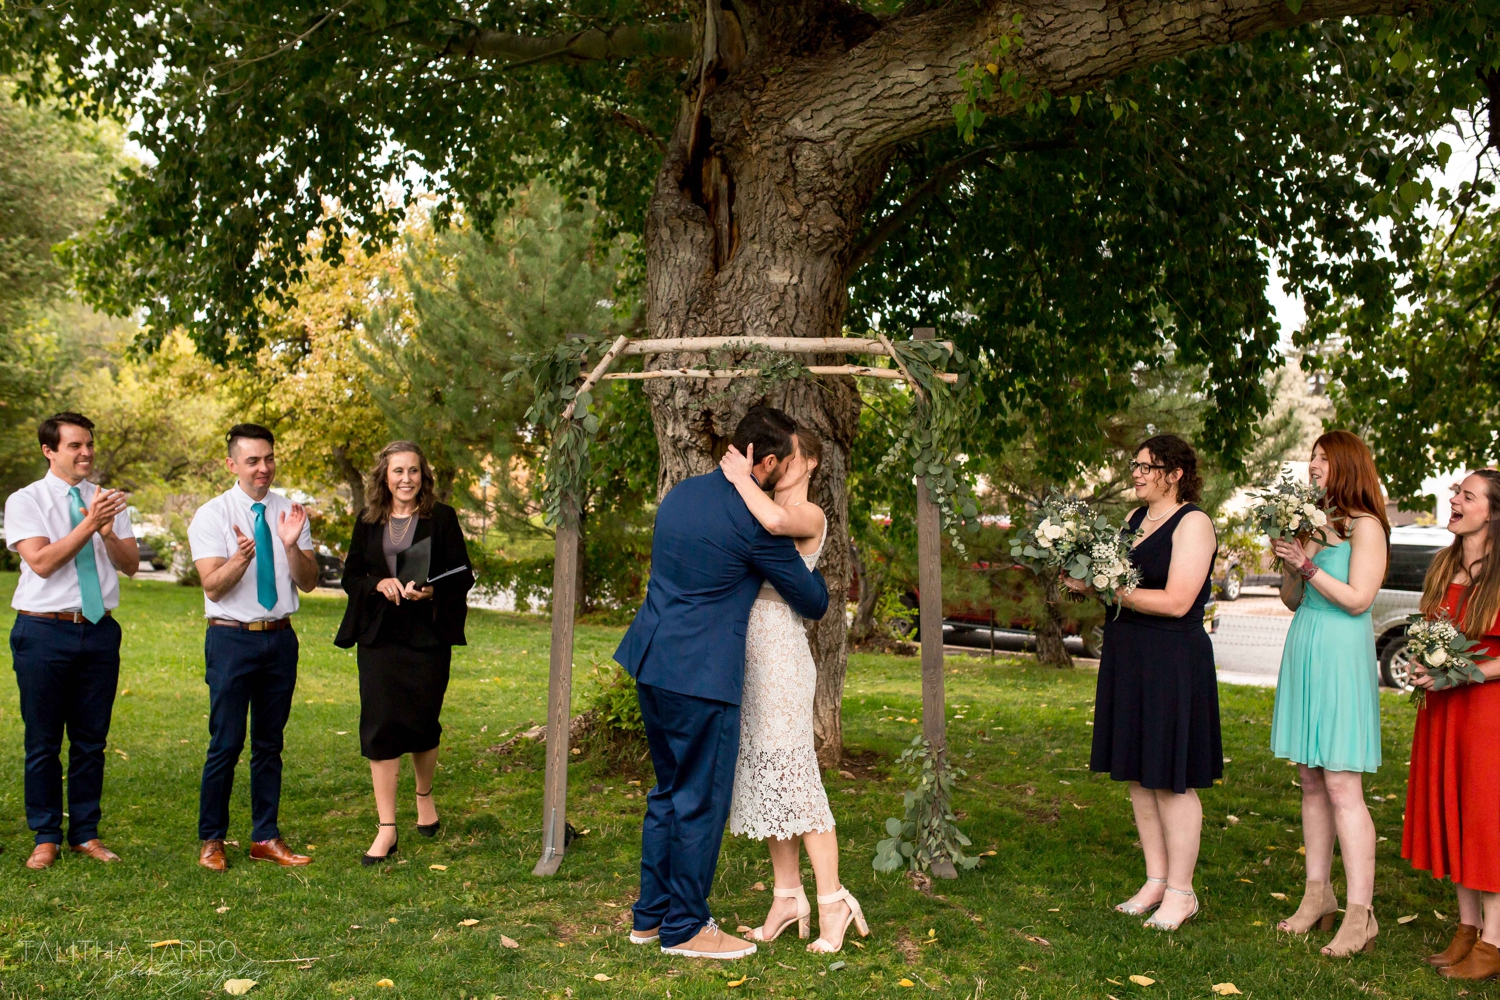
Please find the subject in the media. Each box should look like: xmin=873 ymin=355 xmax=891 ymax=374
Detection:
xmin=634 ymin=0 xmax=1420 ymax=765
xmin=641 ymin=3 xmax=890 ymax=768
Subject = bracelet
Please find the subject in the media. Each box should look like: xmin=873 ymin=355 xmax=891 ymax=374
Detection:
xmin=1297 ymin=558 xmax=1319 ymax=581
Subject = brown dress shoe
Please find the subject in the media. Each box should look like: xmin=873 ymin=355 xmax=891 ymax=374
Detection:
xmin=70 ymin=839 xmax=120 ymax=862
xmin=1442 ymin=939 xmax=1500 ymax=980
xmin=1429 ymin=923 xmax=1481 ymax=968
xmin=26 ymin=843 xmax=60 ymax=870
xmin=199 ymin=839 xmax=228 ymax=872
xmin=249 ymin=838 xmax=311 ymax=866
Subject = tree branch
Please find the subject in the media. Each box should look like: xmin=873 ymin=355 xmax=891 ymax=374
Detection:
xmin=848 ymin=134 xmax=1075 ymax=272
xmin=424 ymin=21 xmax=695 ymax=66
xmin=786 ymin=0 xmax=1427 ymax=161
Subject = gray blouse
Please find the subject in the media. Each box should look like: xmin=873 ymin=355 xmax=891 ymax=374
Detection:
xmin=383 ymin=515 xmax=417 ymax=576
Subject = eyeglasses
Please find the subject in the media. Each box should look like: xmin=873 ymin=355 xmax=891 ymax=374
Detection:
xmin=1128 ymin=462 xmax=1167 ymax=474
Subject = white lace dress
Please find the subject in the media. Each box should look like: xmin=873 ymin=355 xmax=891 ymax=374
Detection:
xmin=729 ymin=524 xmax=835 ymax=841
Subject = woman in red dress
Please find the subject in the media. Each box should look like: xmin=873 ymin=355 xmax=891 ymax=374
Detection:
xmin=1403 ymin=468 xmax=1500 ymax=979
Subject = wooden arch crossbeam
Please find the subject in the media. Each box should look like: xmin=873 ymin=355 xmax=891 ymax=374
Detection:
xmin=535 ymin=331 xmax=955 ymax=876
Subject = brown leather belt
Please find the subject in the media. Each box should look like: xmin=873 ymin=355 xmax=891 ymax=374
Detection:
xmin=17 ymin=610 xmax=113 ymax=624
xmin=208 ymin=617 xmax=293 ymax=632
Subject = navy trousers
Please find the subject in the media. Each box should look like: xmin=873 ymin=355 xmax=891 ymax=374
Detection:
xmin=633 ymin=682 xmax=741 ymax=946
xmin=198 ymin=625 xmax=299 ymax=842
xmin=10 ymin=614 xmax=121 ymax=846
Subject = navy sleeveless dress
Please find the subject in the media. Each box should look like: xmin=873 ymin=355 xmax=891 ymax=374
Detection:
xmin=1089 ymin=504 xmax=1222 ymax=794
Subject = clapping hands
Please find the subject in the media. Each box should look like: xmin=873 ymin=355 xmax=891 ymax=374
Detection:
xmin=277 ymin=503 xmax=308 ymax=548
xmin=86 ymin=489 xmax=129 ymax=536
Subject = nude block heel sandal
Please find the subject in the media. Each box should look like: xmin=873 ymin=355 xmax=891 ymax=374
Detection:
xmin=808 ymin=887 xmax=870 ymax=954
xmin=747 ymin=885 xmax=811 ymax=942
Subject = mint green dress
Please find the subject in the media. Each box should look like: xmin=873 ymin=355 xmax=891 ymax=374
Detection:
xmin=1270 ymin=541 xmax=1382 ymax=772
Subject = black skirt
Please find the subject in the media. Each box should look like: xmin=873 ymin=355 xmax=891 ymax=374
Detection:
xmin=1089 ymin=617 xmax=1222 ymax=794
xmin=357 ymin=643 xmax=451 ymax=760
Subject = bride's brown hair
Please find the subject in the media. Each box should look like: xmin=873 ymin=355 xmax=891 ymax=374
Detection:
xmin=795 ymin=429 xmax=822 ymax=483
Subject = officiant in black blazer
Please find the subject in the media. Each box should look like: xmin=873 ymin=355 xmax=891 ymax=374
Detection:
xmin=335 ymin=441 xmax=472 ymax=865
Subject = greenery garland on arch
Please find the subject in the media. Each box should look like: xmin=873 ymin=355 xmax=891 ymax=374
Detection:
xmin=503 ymin=335 xmax=981 ymax=539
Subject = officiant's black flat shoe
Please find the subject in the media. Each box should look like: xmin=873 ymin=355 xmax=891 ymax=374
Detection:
xmin=416 ymin=789 xmax=440 ymax=837
xmin=362 ymin=824 xmax=398 ymax=866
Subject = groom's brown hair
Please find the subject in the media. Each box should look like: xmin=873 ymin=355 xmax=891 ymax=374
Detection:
xmin=731 ymin=406 xmax=797 ymax=463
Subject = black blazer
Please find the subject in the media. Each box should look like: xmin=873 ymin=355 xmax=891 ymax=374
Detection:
xmin=334 ymin=502 xmax=474 ymax=648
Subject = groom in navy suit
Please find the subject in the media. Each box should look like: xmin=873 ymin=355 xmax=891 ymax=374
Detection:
xmin=615 ymin=406 xmax=829 ymax=959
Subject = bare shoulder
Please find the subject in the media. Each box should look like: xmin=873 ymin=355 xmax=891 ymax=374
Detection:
xmin=1174 ymin=508 xmax=1217 ymax=543
xmin=1349 ymin=515 xmax=1388 ymax=544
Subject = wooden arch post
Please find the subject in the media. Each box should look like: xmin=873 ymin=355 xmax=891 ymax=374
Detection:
xmin=532 ymin=334 xmax=957 ymax=875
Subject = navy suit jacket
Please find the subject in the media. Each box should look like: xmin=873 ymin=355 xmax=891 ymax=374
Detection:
xmin=614 ymin=469 xmax=830 ymax=705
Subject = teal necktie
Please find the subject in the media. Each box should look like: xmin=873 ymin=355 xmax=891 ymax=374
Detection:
xmin=66 ymin=486 xmax=106 ymax=624
xmin=251 ymin=502 xmax=277 ymax=611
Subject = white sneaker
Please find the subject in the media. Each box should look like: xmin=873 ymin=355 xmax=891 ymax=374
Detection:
xmin=660 ymin=918 xmax=757 ymax=959
xmin=629 ymin=927 xmax=660 ymax=945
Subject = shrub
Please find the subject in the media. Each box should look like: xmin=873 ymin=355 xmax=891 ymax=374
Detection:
xmin=585 ymin=661 xmax=643 ymax=736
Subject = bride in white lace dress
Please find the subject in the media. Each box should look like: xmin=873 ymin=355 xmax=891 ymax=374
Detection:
xmin=720 ymin=432 xmax=869 ymax=955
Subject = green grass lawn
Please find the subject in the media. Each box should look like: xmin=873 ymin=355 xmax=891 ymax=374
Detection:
xmin=0 ymin=572 xmax=1482 ymax=999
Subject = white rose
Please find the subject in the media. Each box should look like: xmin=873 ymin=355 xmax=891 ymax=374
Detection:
xmin=1309 ymin=509 xmax=1328 ymax=527
xmin=1429 ymin=648 xmax=1449 ymax=667
xmin=1036 ymin=536 xmax=1052 ymax=548
xmin=1044 ymin=523 xmax=1066 ymax=540
xmin=1093 ymin=574 xmax=1110 ymax=589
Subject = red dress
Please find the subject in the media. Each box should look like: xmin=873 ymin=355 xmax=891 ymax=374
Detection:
xmin=1403 ymin=584 xmax=1500 ymax=891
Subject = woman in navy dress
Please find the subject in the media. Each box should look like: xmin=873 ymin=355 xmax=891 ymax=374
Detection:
xmin=1068 ymin=434 xmax=1220 ymax=932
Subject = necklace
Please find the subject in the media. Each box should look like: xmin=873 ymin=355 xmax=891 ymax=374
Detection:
xmin=389 ymin=513 xmax=415 ymax=544
xmin=1145 ymin=501 xmax=1184 ymax=522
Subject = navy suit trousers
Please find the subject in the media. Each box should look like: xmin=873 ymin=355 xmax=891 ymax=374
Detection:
xmin=198 ymin=625 xmax=299 ymax=842
xmin=10 ymin=614 xmax=121 ymax=846
xmin=633 ymin=682 xmax=741 ymax=946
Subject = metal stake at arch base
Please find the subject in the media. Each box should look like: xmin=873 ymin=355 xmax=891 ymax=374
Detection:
xmin=531 ymin=331 xmax=953 ymax=875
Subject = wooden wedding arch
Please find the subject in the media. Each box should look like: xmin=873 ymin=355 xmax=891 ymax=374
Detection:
xmin=533 ymin=328 xmax=959 ymax=876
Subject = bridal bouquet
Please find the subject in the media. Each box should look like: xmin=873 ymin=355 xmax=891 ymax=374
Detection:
xmin=1246 ymin=474 xmax=1330 ymax=567
xmin=1011 ymin=495 xmax=1140 ymax=610
xmin=1404 ymin=612 xmax=1485 ymax=708
xmin=1010 ymin=495 xmax=1099 ymax=575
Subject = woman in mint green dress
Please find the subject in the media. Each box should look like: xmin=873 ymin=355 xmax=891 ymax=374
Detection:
xmin=1269 ymin=431 xmax=1390 ymax=958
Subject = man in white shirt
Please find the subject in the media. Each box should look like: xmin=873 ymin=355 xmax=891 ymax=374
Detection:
xmin=5 ymin=412 xmax=138 ymax=871
xmin=187 ymin=423 xmax=318 ymax=871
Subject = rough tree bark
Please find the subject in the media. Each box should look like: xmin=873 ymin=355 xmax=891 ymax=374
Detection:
xmin=332 ymin=445 xmax=366 ymax=518
xmin=622 ymin=0 xmax=1418 ymax=766
xmin=1035 ymin=578 xmax=1074 ymax=667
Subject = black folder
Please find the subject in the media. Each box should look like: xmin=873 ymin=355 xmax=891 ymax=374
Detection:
xmin=396 ymin=536 xmax=431 ymax=588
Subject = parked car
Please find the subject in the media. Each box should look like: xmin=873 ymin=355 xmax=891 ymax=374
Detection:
xmin=135 ymin=536 xmax=171 ymax=571
xmin=1371 ymin=525 xmax=1454 ymax=691
xmin=315 ymin=544 xmax=344 ymax=587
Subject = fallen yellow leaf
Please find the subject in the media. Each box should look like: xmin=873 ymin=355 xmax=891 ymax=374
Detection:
xmin=1106 ymin=979 xmax=1123 ymax=986
xmin=151 ymin=940 xmax=182 ymax=948
xmin=593 ymin=974 xmax=612 ymax=982
xmin=726 ymin=977 xmax=748 ymax=988
xmin=388 ymin=917 xmax=399 ymax=923
xmin=1211 ymin=985 xmax=1242 ymax=997
xmin=376 ymin=980 xmax=395 ymax=989
xmin=459 ymin=919 xmax=480 ymax=927
xmin=1270 ymin=892 xmax=1288 ymax=901
xmin=1296 ymin=846 xmax=1307 ymax=855
xmin=1238 ymin=879 xmax=1253 ymax=883
xmin=751 ymin=882 xmax=766 ymax=891
xmin=500 ymin=935 xmax=520 ymax=949
xmin=223 ymin=980 xmax=258 ymax=996
xmin=1398 ymin=914 xmax=1418 ymax=924
xmin=429 ymin=864 xmax=448 ymax=871
xmin=1129 ymin=975 xmax=1156 ymax=986
xmin=1251 ymin=920 xmax=1264 ymax=926
xmin=898 ymin=979 xmax=915 ymax=988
